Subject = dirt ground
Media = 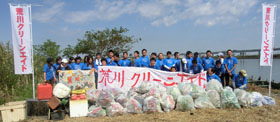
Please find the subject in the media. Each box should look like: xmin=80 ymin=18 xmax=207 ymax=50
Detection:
xmin=26 ymin=84 xmax=280 ymax=122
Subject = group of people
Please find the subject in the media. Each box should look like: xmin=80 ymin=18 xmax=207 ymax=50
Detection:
xmin=43 ymin=49 xmax=248 ymax=89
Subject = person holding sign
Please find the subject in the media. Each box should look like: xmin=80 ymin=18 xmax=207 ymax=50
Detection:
xmin=133 ymin=51 xmax=141 ymax=67
xmin=156 ymin=53 xmax=164 ymax=70
xmin=149 ymin=58 xmax=160 ymax=70
xmin=140 ymin=49 xmax=150 ymax=67
xmin=72 ymin=56 xmax=84 ymax=70
xmin=119 ymin=52 xmax=131 ymax=67
xmin=189 ymin=60 xmax=204 ymax=74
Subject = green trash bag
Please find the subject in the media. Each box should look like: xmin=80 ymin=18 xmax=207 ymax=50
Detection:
xmin=175 ymin=95 xmax=195 ymax=111
xmin=221 ymin=88 xmax=241 ymax=109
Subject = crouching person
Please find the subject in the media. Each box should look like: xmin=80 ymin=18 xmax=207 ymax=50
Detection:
xmin=232 ymin=69 xmax=248 ymax=90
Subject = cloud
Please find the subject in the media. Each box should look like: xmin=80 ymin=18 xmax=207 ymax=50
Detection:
xmin=34 ymin=0 xmax=259 ymax=27
xmin=33 ymin=2 xmax=65 ymax=23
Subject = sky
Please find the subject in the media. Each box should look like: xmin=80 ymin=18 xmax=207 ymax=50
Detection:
xmin=1 ymin=0 xmax=280 ymax=55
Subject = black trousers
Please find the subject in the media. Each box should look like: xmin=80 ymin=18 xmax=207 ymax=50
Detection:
xmin=219 ymin=74 xmax=225 ymax=87
xmin=224 ymin=73 xmax=234 ymax=86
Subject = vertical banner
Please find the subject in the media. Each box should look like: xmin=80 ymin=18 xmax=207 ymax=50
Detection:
xmin=10 ymin=4 xmax=32 ymax=74
xmin=260 ymin=4 xmax=276 ymax=66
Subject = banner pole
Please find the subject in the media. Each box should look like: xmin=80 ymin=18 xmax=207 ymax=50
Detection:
xmin=29 ymin=4 xmax=35 ymax=99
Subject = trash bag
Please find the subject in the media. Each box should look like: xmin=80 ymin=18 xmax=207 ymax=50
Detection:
xmin=53 ymin=83 xmax=71 ymax=98
xmin=152 ymin=84 xmax=167 ymax=97
xmin=97 ymin=89 xmax=114 ymax=108
xmin=136 ymin=81 xmax=153 ymax=94
xmin=127 ymin=87 xmax=138 ymax=97
xmin=145 ymin=87 xmax=161 ymax=100
xmin=87 ymin=89 xmax=101 ymax=105
xmin=206 ymin=90 xmax=221 ymax=108
xmin=178 ymin=82 xmax=192 ymax=95
xmin=262 ymin=96 xmax=276 ymax=106
xmin=221 ymin=88 xmax=241 ymax=109
xmin=126 ymin=98 xmax=143 ymax=114
xmin=167 ymin=86 xmax=181 ymax=101
xmin=108 ymin=87 xmax=123 ymax=99
xmin=87 ymin=105 xmax=106 ymax=117
xmin=251 ymin=92 xmax=263 ymax=107
xmin=160 ymin=94 xmax=175 ymax=112
xmin=190 ymin=84 xmax=205 ymax=99
xmin=175 ymin=95 xmax=195 ymax=111
xmin=143 ymin=96 xmax=162 ymax=113
xmin=205 ymin=79 xmax=223 ymax=93
xmin=116 ymin=94 xmax=129 ymax=108
xmin=133 ymin=94 xmax=145 ymax=106
xmin=106 ymin=102 xmax=126 ymax=117
xmin=234 ymin=89 xmax=253 ymax=107
xmin=194 ymin=93 xmax=215 ymax=109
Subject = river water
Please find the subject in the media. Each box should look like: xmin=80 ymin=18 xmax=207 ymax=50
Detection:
xmin=236 ymin=59 xmax=280 ymax=83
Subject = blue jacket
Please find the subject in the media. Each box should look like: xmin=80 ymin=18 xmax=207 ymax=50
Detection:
xmin=139 ymin=56 xmax=150 ymax=67
xmin=224 ymin=57 xmax=238 ymax=74
xmin=202 ymin=57 xmax=215 ymax=71
xmin=119 ymin=59 xmax=131 ymax=67
xmin=189 ymin=63 xmax=204 ymax=74
xmin=163 ymin=58 xmax=176 ymax=71
xmin=134 ymin=58 xmax=141 ymax=67
xmin=207 ymin=74 xmax=221 ymax=82
xmin=72 ymin=62 xmax=84 ymax=70
xmin=233 ymin=74 xmax=247 ymax=88
xmin=43 ymin=64 xmax=55 ymax=80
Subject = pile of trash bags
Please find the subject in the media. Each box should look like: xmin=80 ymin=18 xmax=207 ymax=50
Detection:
xmin=85 ymin=79 xmax=276 ymax=118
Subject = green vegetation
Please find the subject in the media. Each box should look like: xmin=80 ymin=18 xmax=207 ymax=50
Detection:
xmin=0 ymin=27 xmax=140 ymax=105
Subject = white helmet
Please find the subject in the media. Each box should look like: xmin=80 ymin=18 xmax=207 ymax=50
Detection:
xmin=62 ymin=59 xmax=68 ymax=63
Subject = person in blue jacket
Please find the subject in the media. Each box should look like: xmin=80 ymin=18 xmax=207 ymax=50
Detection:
xmin=214 ymin=60 xmax=225 ymax=86
xmin=163 ymin=51 xmax=176 ymax=71
xmin=149 ymin=58 xmax=160 ymax=70
xmin=224 ymin=49 xmax=238 ymax=86
xmin=207 ymin=67 xmax=221 ymax=82
xmin=202 ymin=50 xmax=215 ymax=71
xmin=43 ymin=58 xmax=56 ymax=85
xmin=68 ymin=57 xmax=75 ymax=69
xmin=156 ymin=53 xmax=164 ymax=70
xmin=151 ymin=52 xmax=157 ymax=59
xmin=106 ymin=50 xmax=114 ymax=63
xmin=53 ymin=57 xmax=62 ymax=70
xmin=119 ymin=52 xmax=131 ymax=66
xmin=174 ymin=52 xmax=181 ymax=71
xmin=232 ymin=70 xmax=248 ymax=89
xmin=194 ymin=52 xmax=202 ymax=64
xmin=56 ymin=59 xmax=72 ymax=80
xmin=72 ymin=56 xmax=84 ymax=70
xmin=185 ymin=51 xmax=193 ymax=72
xmin=139 ymin=49 xmax=150 ymax=67
xmin=82 ymin=57 xmax=96 ymax=70
xmin=133 ymin=51 xmax=141 ymax=67
xmin=94 ymin=53 xmax=102 ymax=71
xmin=189 ymin=60 xmax=204 ymax=74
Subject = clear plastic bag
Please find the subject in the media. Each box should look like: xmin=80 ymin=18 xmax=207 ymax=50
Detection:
xmin=143 ymin=96 xmax=162 ymax=113
xmin=175 ymin=95 xmax=195 ymax=111
xmin=108 ymin=87 xmax=123 ymax=99
xmin=145 ymin=87 xmax=161 ymax=100
xmin=160 ymin=94 xmax=175 ymax=112
xmin=251 ymin=92 xmax=263 ymax=107
xmin=167 ymin=86 xmax=181 ymax=101
xmin=206 ymin=90 xmax=221 ymax=108
xmin=190 ymin=84 xmax=205 ymax=99
xmin=87 ymin=89 xmax=101 ymax=105
xmin=116 ymin=93 xmax=129 ymax=108
xmin=221 ymin=88 xmax=241 ymax=109
xmin=97 ymin=89 xmax=114 ymax=108
xmin=87 ymin=105 xmax=106 ymax=117
xmin=205 ymin=79 xmax=223 ymax=93
xmin=106 ymin=102 xmax=126 ymax=117
xmin=262 ymin=96 xmax=276 ymax=106
xmin=234 ymin=89 xmax=253 ymax=107
xmin=178 ymin=82 xmax=192 ymax=95
xmin=194 ymin=93 xmax=215 ymax=109
xmin=133 ymin=94 xmax=145 ymax=106
xmin=136 ymin=81 xmax=153 ymax=94
xmin=126 ymin=98 xmax=143 ymax=114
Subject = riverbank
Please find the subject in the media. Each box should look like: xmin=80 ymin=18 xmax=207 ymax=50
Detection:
xmin=25 ymin=84 xmax=280 ymax=122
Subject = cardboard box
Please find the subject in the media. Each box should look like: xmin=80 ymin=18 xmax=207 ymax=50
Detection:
xmin=70 ymin=94 xmax=88 ymax=117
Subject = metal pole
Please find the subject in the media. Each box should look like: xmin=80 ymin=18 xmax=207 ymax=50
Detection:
xmin=29 ymin=4 xmax=35 ymax=99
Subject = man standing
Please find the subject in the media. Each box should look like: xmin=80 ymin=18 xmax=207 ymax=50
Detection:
xmin=185 ymin=51 xmax=193 ymax=73
xmin=156 ymin=53 xmax=164 ymax=70
xmin=163 ymin=51 xmax=176 ymax=71
xmin=224 ymin=49 xmax=238 ymax=86
xmin=202 ymin=50 xmax=215 ymax=71
xmin=120 ymin=52 xmax=131 ymax=66
xmin=139 ymin=49 xmax=150 ymax=67
xmin=194 ymin=52 xmax=202 ymax=64
xmin=133 ymin=51 xmax=141 ymax=67
xmin=106 ymin=50 xmax=114 ymax=63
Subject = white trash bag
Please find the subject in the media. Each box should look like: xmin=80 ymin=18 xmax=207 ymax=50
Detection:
xmin=178 ymin=82 xmax=192 ymax=95
xmin=190 ymin=84 xmax=205 ymax=99
xmin=251 ymin=92 xmax=263 ymax=107
xmin=97 ymin=89 xmax=114 ymax=108
xmin=205 ymin=79 xmax=223 ymax=93
xmin=116 ymin=93 xmax=129 ymax=108
xmin=234 ymin=89 xmax=253 ymax=107
xmin=136 ymin=81 xmax=153 ymax=94
xmin=126 ymin=98 xmax=143 ymax=114
xmin=53 ymin=83 xmax=71 ymax=98
xmin=194 ymin=93 xmax=215 ymax=109
xmin=160 ymin=94 xmax=175 ymax=112
xmin=206 ymin=90 xmax=221 ymax=108
xmin=87 ymin=89 xmax=101 ymax=105
xmin=262 ymin=96 xmax=276 ymax=106
xmin=143 ymin=96 xmax=162 ymax=113
xmin=106 ymin=102 xmax=126 ymax=117
xmin=87 ymin=105 xmax=106 ymax=117
xmin=167 ymin=86 xmax=181 ymax=101
xmin=175 ymin=95 xmax=195 ymax=111
xmin=220 ymin=88 xmax=241 ymax=109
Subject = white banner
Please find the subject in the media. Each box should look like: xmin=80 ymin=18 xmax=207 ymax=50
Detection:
xmin=98 ymin=66 xmax=207 ymax=92
xmin=260 ymin=4 xmax=277 ymax=66
xmin=10 ymin=4 xmax=32 ymax=74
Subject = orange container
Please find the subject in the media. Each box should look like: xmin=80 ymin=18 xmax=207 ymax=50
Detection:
xmin=37 ymin=83 xmax=53 ymax=100
xmin=71 ymin=94 xmax=86 ymax=100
